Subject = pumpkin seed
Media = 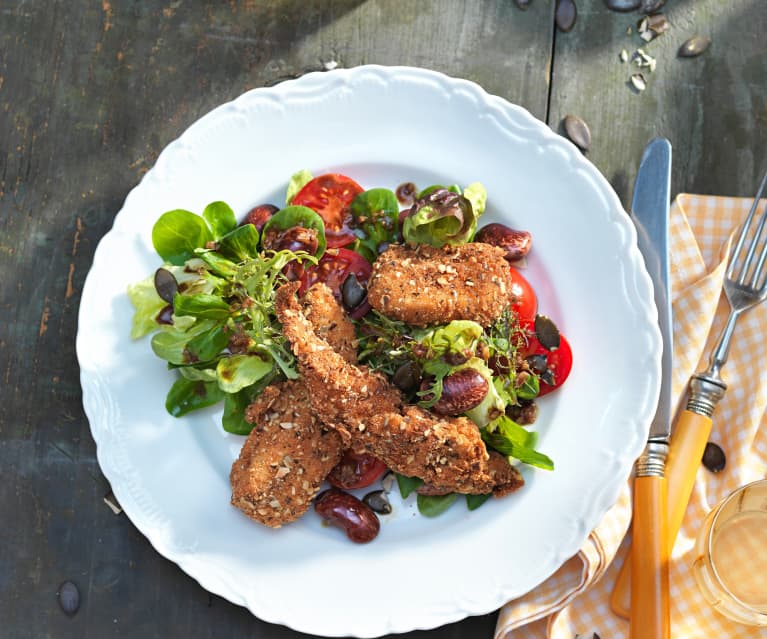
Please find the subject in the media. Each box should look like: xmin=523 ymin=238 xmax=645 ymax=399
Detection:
xmin=605 ymin=0 xmax=640 ymax=11
xmin=638 ymin=13 xmax=669 ymax=42
xmin=619 ymin=49 xmax=629 ymax=63
xmin=678 ymin=35 xmax=711 ymax=58
xmin=534 ymin=314 xmax=561 ymax=351
xmin=363 ymin=490 xmax=393 ymax=514
xmin=555 ymin=0 xmax=577 ymax=33
xmin=640 ymin=0 xmax=665 ymax=12
xmin=58 ymin=581 xmax=80 ymax=616
xmin=341 ymin=273 xmax=367 ymax=311
xmin=563 ymin=115 xmax=592 ymax=151
xmin=702 ymin=441 xmax=726 ymax=473
xmin=630 ymin=73 xmax=647 ymax=92
xmin=154 ymin=267 xmax=178 ymax=303
xmin=513 ymin=0 xmax=533 ymax=9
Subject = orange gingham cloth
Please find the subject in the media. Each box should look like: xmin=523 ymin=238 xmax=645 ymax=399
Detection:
xmin=496 ymin=194 xmax=767 ymax=639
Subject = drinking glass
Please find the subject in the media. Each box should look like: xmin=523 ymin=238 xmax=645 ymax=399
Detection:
xmin=692 ymin=478 xmax=767 ymax=626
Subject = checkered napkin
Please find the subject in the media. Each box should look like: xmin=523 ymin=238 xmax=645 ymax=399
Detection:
xmin=496 ymin=194 xmax=767 ymax=639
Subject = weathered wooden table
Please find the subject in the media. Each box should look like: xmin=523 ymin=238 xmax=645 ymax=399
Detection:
xmin=2 ymin=1 xmax=765 ymax=637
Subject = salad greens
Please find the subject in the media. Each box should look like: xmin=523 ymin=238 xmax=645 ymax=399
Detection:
xmin=129 ymin=169 xmax=555 ymax=520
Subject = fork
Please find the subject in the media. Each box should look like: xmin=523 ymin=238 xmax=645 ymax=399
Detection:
xmin=611 ymin=170 xmax=767 ymax=619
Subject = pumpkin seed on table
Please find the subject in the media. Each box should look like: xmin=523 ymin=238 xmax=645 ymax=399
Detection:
xmin=605 ymin=0 xmax=640 ymax=11
xmin=513 ymin=0 xmax=533 ymax=9
xmin=630 ymin=73 xmax=647 ymax=92
xmin=555 ymin=0 xmax=577 ymax=33
xmin=563 ymin=115 xmax=592 ymax=151
xmin=640 ymin=0 xmax=665 ymax=12
xmin=638 ymin=13 xmax=669 ymax=42
xmin=702 ymin=441 xmax=726 ymax=473
xmin=678 ymin=35 xmax=711 ymax=58
xmin=57 ymin=581 xmax=80 ymax=616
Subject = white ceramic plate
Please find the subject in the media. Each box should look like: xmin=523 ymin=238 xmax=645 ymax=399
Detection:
xmin=77 ymin=66 xmax=660 ymax=638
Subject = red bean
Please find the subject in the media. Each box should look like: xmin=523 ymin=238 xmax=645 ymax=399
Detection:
xmin=314 ymin=488 xmax=380 ymax=543
xmin=475 ymin=223 xmax=532 ymax=262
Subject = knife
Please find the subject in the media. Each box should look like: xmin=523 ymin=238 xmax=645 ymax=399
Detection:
xmin=627 ymin=138 xmax=673 ymax=639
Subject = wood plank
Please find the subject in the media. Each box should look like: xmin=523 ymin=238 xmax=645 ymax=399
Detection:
xmin=548 ymin=0 xmax=767 ymax=206
xmin=0 ymin=2 xmax=553 ymax=638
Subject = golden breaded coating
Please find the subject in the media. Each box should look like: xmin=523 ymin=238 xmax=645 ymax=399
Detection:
xmin=359 ymin=406 xmax=524 ymax=496
xmin=275 ymin=282 xmax=403 ymax=440
xmin=367 ymin=242 xmax=512 ymax=327
xmin=230 ymin=380 xmax=345 ymax=528
xmin=275 ymin=282 xmax=522 ymax=497
xmin=302 ymin=283 xmax=358 ymax=364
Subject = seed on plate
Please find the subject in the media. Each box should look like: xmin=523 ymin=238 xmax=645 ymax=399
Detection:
xmin=620 ymin=48 xmax=629 ymax=63
xmin=702 ymin=441 xmax=726 ymax=473
xmin=534 ymin=314 xmax=561 ymax=351
xmin=392 ymin=361 xmax=421 ymax=393
xmin=640 ymin=0 xmax=665 ymax=12
xmin=154 ymin=267 xmax=178 ymax=303
xmin=562 ymin=114 xmax=592 ymax=151
xmin=58 ymin=581 xmax=80 ymax=616
xmin=514 ymin=0 xmax=533 ymax=9
xmin=678 ymin=35 xmax=711 ymax=58
xmin=341 ymin=273 xmax=367 ymax=311
xmin=630 ymin=73 xmax=647 ymax=92
xmin=363 ymin=490 xmax=393 ymax=514
xmin=605 ymin=0 xmax=640 ymax=11
xmin=555 ymin=0 xmax=577 ymax=33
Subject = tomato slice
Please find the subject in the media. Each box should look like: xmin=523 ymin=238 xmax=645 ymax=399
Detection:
xmin=292 ymin=174 xmax=363 ymax=248
xmin=299 ymin=247 xmax=373 ymax=318
xmin=521 ymin=319 xmax=573 ymax=396
xmin=327 ymin=450 xmax=388 ymax=490
xmin=508 ymin=267 xmax=538 ymax=325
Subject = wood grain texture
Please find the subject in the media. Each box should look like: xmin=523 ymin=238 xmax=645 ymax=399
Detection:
xmin=3 ymin=0 xmax=766 ymax=636
xmin=0 ymin=2 xmax=551 ymax=638
xmin=548 ymin=0 xmax=767 ymax=206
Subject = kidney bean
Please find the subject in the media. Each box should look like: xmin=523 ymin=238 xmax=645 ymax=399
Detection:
xmin=242 ymin=204 xmax=278 ymax=231
xmin=314 ymin=488 xmax=380 ymax=543
xmin=424 ymin=368 xmax=489 ymax=416
xmin=475 ymin=223 xmax=532 ymax=262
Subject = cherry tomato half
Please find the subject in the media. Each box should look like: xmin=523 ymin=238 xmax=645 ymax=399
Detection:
xmin=327 ymin=450 xmax=388 ymax=490
xmin=292 ymin=173 xmax=364 ymax=248
xmin=521 ymin=320 xmax=573 ymax=396
xmin=508 ymin=267 xmax=538 ymax=326
xmin=299 ymin=247 xmax=373 ymax=318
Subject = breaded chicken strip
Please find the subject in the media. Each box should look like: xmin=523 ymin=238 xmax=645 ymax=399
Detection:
xmin=360 ymin=407 xmax=523 ymax=496
xmin=275 ymin=282 xmax=403 ymax=441
xmin=367 ymin=242 xmax=511 ymax=327
xmin=302 ymin=283 xmax=358 ymax=364
xmin=274 ymin=282 xmax=523 ymax=497
xmin=230 ymin=380 xmax=345 ymax=528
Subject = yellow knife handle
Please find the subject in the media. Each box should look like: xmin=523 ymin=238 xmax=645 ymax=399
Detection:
xmin=630 ymin=473 xmax=670 ymax=639
xmin=610 ymin=409 xmax=714 ymax=619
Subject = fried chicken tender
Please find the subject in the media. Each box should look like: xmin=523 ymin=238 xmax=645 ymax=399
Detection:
xmin=360 ymin=407 xmax=524 ymax=496
xmin=367 ymin=242 xmax=512 ymax=327
xmin=302 ymin=283 xmax=358 ymax=364
xmin=275 ymin=282 xmax=403 ymax=441
xmin=230 ymin=380 xmax=345 ymax=528
xmin=274 ymin=282 xmax=523 ymax=497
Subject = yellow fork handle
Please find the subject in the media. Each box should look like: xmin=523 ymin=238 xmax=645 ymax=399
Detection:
xmin=611 ymin=410 xmax=713 ymax=618
xmin=630 ymin=474 xmax=670 ymax=639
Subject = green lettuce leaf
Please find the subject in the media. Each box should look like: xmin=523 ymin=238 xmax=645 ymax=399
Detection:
xmin=127 ymin=275 xmax=167 ymax=339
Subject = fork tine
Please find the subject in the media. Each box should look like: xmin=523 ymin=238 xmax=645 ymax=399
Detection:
xmin=746 ymin=200 xmax=767 ymax=290
xmin=732 ymin=170 xmax=767 ymax=284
